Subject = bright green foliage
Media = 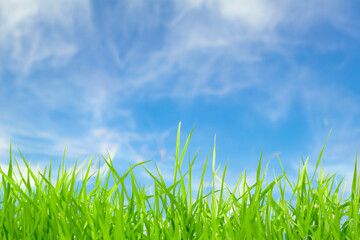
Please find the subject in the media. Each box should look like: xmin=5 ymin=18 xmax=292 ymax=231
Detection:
xmin=0 ymin=123 xmax=359 ymax=239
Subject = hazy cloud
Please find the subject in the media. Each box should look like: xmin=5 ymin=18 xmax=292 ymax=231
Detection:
xmin=0 ymin=0 xmax=92 ymax=74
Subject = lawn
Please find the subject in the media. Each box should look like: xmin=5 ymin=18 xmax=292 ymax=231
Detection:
xmin=0 ymin=123 xmax=359 ymax=239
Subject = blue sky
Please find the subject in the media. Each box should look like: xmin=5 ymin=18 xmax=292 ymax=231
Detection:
xmin=1 ymin=0 xmax=360 ymax=196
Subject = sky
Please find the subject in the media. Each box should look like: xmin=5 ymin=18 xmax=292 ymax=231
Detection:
xmin=1 ymin=0 xmax=360 ymax=198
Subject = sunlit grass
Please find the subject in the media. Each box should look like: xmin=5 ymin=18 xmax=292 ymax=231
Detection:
xmin=0 ymin=122 xmax=359 ymax=239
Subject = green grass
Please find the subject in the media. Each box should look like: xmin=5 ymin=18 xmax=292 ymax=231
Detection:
xmin=0 ymin=122 xmax=359 ymax=239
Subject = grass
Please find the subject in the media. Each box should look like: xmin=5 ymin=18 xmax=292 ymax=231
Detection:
xmin=0 ymin=122 xmax=359 ymax=239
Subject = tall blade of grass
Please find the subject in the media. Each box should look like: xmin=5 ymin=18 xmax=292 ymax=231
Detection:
xmin=350 ymin=149 xmax=359 ymax=238
xmin=218 ymin=158 xmax=228 ymax=216
xmin=197 ymin=149 xmax=210 ymax=201
xmin=173 ymin=123 xmax=194 ymax=196
xmin=173 ymin=122 xmax=181 ymax=196
xmin=188 ymin=148 xmax=199 ymax=216
xmin=351 ymin=149 xmax=358 ymax=200
xmin=210 ymin=135 xmax=218 ymax=238
xmin=13 ymin=155 xmax=32 ymax=195
xmin=48 ymin=157 xmax=52 ymax=188
xmin=310 ymin=129 xmax=332 ymax=183
xmin=18 ymin=149 xmax=42 ymax=192
xmin=7 ymin=141 xmax=13 ymax=190
xmin=179 ymin=124 xmax=195 ymax=168
xmin=277 ymin=154 xmax=295 ymax=194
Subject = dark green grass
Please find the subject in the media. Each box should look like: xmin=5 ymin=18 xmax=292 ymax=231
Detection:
xmin=0 ymin=123 xmax=359 ymax=239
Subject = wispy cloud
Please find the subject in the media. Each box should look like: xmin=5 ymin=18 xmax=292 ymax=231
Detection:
xmin=0 ymin=134 xmax=10 ymax=159
xmin=88 ymin=0 xmax=356 ymax=103
xmin=0 ymin=0 xmax=92 ymax=75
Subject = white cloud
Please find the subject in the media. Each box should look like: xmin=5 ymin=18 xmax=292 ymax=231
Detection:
xmin=0 ymin=135 xmax=9 ymax=158
xmin=0 ymin=116 xmax=172 ymax=170
xmin=177 ymin=0 xmax=349 ymax=41
xmin=211 ymin=0 xmax=284 ymax=31
xmin=0 ymin=0 xmax=92 ymax=74
xmin=94 ymin=0 xmax=354 ymax=102
xmin=1 ymin=0 xmax=355 ymax=100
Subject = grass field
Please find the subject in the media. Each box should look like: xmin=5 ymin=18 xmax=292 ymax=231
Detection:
xmin=0 ymin=123 xmax=359 ymax=239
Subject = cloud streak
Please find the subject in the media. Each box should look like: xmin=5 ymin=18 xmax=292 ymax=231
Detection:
xmin=0 ymin=0 xmax=92 ymax=75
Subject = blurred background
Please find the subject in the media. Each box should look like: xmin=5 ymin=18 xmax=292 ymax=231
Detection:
xmin=1 ymin=0 xmax=360 ymax=198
